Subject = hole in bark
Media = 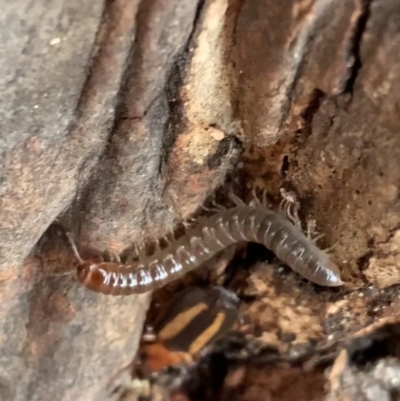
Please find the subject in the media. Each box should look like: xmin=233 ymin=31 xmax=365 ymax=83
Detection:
xmin=281 ymin=155 xmax=290 ymax=178
xmin=347 ymin=321 xmax=400 ymax=368
xmin=356 ymin=247 xmax=374 ymax=272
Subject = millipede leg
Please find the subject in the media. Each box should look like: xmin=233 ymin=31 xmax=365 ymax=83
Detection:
xmin=278 ymin=198 xmax=285 ymax=214
xmin=307 ymin=219 xmax=326 ymax=243
xmin=279 ymin=188 xmax=302 ymax=229
xmin=54 ymin=271 xmax=75 ymax=278
xmin=322 ymin=239 xmax=340 ymax=254
xmin=202 ymin=204 xmax=220 ymax=213
xmin=132 ymin=243 xmax=140 ymax=258
xmin=125 ymin=244 xmax=140 ymax=264
xmin=287 ymin=205 xmax=302 ymax=230
xmin=250 ymin=186 xmax=260 ymax=205
xmin=153 ymin=238 xmax=162 ymax=252
xmin=111 ymin=252 xmax=122 ymax=264
xmin=165 ymin=231 xmax=176 ymax=243
xmin=202 ymin=198 xmax=225 ymax=213
xmin=306 ymin=219 xmax=316 ymax=239
xmin=306 ymin=219 xmax=326 ymax=244
xmin=65 ymin=231 xmax=84 ymax=264
xmin=126 ymin=243 xmax=141 ymax=263
xmin=211 ymin=200 xmax=226 ymax=210
xmin=281 ymin=200 xmax=302 ymax=230
xmin=279 ymin=198 xmax=294 ymax=217
xmin=182 ymin=217 xmax=196 ymax=229
xmin=228 ymin=190 xmax=246 ymax=206
xmin=261 ymin=188 xmax=268 ymax=206
xmin=137 ymin=242 xmax=146 ymax=258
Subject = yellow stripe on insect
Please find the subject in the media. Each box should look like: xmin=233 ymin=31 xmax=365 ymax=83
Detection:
xmin=188 ymin=312 xmax=226 ymax=355
xmin=157 ymin=302 xmax=208 ymax=341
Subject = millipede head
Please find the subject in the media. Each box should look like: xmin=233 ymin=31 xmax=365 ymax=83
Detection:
xmin=76 ymin=261 xmax=112 ymax=294
xmin=76 ymin=261 xmax=93 ymax=284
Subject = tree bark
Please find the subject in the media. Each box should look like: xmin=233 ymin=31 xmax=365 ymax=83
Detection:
xmin=1 ymin=0 xmax=400 ymax=400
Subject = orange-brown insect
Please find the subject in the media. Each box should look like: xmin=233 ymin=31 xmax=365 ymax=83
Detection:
xmin=135 ymin=286 xmax=240 ymax=376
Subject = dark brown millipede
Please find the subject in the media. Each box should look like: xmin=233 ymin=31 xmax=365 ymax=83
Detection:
xmin=68 ymin=194 xmax=343 ymax=295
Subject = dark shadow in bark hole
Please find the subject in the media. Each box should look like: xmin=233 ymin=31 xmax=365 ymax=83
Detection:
xmin=347 ymin=322 xmax=400 ymax=368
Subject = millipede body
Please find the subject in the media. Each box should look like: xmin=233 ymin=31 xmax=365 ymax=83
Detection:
xmin=74 ymin=204 xmax=343 ymax=295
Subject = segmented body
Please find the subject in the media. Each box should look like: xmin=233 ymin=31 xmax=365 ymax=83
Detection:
xmin=76 ymin=205 xmax=342 ymax=295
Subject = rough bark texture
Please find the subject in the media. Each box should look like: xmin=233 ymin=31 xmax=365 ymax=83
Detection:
xmin=1 ymin=0 xmax=400 ymax=400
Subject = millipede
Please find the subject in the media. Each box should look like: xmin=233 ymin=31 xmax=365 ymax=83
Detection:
xmin=67 ymin=190 xmax=343 ymax=295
